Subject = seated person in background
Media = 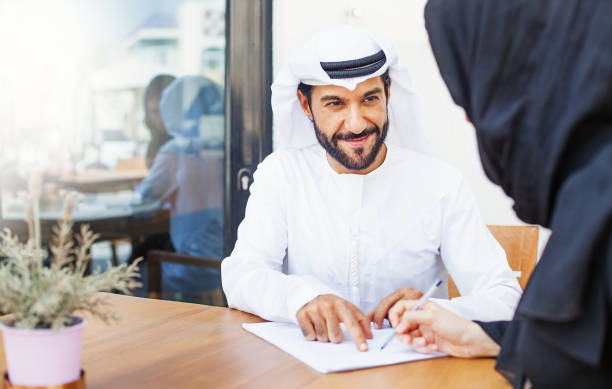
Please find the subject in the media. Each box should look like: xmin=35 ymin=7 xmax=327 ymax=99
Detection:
xmin=129 ymin=74 xmax=178 ymax=262
xmin=221 ymin=25 xmax=522 ymax=351
xmin=136 ymin=75 xmax=225 ymax=303
xmin=143 ymin=74 xmax=176 ymax=168
xmin=389 ymin=1 xmax=612 ymax=387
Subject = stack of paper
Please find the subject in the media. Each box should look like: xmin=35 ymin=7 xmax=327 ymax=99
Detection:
xmin=243 ymin=321 xmax=445 ymax=373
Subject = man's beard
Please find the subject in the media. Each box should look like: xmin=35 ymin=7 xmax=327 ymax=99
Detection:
xmin=314 ymin=119 xmax=389 ymax=171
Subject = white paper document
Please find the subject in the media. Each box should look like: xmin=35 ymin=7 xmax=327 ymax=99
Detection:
xmin=242 ymin=321 xmax=445 ymax=373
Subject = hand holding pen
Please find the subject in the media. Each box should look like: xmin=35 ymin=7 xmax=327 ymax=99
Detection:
xmin=380 ymin=279 xmax=443 ymax=350
xmin=387 ymin=291 xmax=501 ymax=358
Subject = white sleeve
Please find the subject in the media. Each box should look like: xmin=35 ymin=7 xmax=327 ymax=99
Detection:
xmin=430 ymin=177 xmax=522 ymax=321
xmin=221 ymin=153 xmax=339 ymax=323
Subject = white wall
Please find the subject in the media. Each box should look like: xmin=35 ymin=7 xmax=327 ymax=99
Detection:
xmin=272 ymin=0 xmax=550 ymax=254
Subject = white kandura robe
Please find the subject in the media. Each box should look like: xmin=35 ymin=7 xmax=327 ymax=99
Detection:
xmin=221 ymin=144 xmax=522 ymax=323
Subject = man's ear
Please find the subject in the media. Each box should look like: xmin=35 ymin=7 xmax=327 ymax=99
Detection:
xmin=386 ymin=77 xmax=392 ymax=101
xmin=297 ymin=89 xmax=313 ymax=120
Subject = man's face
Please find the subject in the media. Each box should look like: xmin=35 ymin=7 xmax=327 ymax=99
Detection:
xmin=297 ymin=77 xmax=389 ymax=171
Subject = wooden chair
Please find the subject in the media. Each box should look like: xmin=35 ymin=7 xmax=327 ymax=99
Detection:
xmin=108 ymin=156 xmax=149 ymax=265
xmin=448 ymin=225 xmax=539 ymax=298
xmin=146 ymin=250 xmax=226 ymax=306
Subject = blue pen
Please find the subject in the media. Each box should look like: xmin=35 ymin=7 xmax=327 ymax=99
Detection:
xmin=380 ymin=279 xmax=443 ymax=350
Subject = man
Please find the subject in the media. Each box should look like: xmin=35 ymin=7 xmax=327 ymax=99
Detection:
xmin=221 ymin=25 xmax=521 ymax=351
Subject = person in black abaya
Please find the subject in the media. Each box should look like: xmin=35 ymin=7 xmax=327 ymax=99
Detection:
xmin=388 ymin=1 xmax=612 ymax=388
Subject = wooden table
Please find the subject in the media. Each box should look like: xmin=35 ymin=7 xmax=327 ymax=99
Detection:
xmin=1 ymin=193 xmax=169 ymax=245
xmin=50 ymin=169 xmax=148 ymax=193
xmin=0 ymin=294 xmax=510 ymax=388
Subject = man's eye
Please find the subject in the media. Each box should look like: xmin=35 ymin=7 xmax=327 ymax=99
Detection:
xmin=325 ymin=101 xmax=342 ymax=107
xmin=364 ymin=96 xmax=379 ymax=102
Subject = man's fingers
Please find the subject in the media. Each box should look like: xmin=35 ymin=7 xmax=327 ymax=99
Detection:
xmin=399 ymin=299 xmax=420 ymax=311
xmin=350 ymin=304 xmax=373 ymax=339
xmin=322 ymin=309 xmax=343 ymax=343
xmin=399 ymin=286 xmax=423 ymax=300
xmin=366 ymin=310 xmax=377 ymax=326
xmin=310 ymin=311 xmax=329 ymax=342
xmin=367 ymin=310 xmax=373 ymax=322
xmin=346 ymin=318 xmax=368 ymax=351
xmin=338 ymin=306 xmax=368 ymax=351
xmin=370 ymin=294 xmax=401 ymax=329
xmin=358 ymin=313 xmax=374 ymax=339
xmin=297 ymin=313 xmax=316 ymax=341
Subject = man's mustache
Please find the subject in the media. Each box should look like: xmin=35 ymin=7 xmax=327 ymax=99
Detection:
xmin=333 ymin=126 xmax=379 ymax=141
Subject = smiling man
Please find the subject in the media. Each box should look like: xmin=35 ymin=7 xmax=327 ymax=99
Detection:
xmin=298 ymin=75 xmax=389 ymax=174
xmin=221 ymin=25 xmax=521 ymax=351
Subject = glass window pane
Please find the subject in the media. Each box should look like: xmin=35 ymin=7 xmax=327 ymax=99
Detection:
xmin=0 ymin=0 xmax=227 ymax=305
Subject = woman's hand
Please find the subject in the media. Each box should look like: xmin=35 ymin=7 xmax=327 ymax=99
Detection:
xmin=388 ymin=300 xmax=501 ymax=358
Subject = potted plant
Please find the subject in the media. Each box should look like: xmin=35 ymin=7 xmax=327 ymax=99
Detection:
xmin=0 ymin=185 xmax=142 ymax=387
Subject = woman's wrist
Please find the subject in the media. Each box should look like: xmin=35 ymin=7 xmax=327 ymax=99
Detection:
xmin=465 ymin=321 xmax=501 ymax=358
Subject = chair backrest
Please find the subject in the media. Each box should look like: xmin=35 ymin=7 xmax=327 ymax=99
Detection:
xmin=146 ymin=249 xmax=226 ymax=306
xmin=448 ymin=225 xmax=539 ymax=298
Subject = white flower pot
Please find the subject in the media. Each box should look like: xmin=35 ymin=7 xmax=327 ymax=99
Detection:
xmin=0 ymin=317 xmax=86 ymax=386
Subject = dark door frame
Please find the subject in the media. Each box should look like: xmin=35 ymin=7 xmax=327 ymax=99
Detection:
xmin=224 ymin=0 xmax=274 ymax=255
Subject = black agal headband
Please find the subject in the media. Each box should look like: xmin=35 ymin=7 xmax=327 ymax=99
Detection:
xmin=320 ymin=50 xmax=386 ymax=79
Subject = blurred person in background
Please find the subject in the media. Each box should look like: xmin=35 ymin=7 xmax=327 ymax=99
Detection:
xmin=135 ymin=75 xmax=225 ymax=303
xmin=128 ymin=75 xmax=178 ymax=265
xmin=143 ymin=74 xmax=176 ymax=168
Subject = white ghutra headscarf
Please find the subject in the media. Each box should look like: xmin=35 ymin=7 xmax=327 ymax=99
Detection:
xmin=272 ymin=24 xmax=432 ymax=154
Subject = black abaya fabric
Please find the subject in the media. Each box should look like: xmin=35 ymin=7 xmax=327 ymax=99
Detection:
xmin=424 ymin=1 xmax=612 ymax=387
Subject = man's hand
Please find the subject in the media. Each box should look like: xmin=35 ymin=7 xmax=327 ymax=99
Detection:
xmin=367 ymin=286 xmax=423 ymax=329
xmin=388 ymin=300 xmax=501 ymax=358
xmin=296 ymin=294 xmax=373 ymax=351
